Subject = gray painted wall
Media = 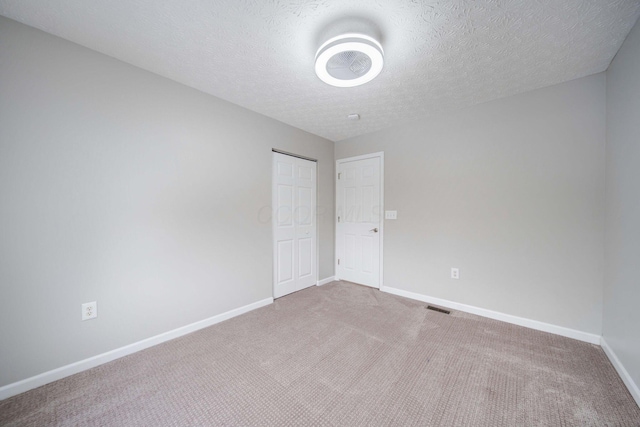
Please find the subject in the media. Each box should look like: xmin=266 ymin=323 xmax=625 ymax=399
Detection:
xmin=336 ymin=74 xmax=606 ymax=335
xmin=604 ymin=17 xmax=640 ymax=390
xmin=0 ymin=17 xmax=334 ymax=387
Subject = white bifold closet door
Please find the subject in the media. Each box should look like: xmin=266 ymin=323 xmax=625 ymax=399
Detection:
xmin=272 ymin=152 xmax=317 ymax=298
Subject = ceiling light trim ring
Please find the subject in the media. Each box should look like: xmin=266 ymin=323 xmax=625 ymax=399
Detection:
xmin=315 ymin=34 xmax=384 ymax=88
xmin=316 ymin=33 xmax=383 ymax=54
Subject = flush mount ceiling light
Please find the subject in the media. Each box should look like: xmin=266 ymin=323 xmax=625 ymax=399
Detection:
xmin=315 ymin=33 xmax=384 ymax=88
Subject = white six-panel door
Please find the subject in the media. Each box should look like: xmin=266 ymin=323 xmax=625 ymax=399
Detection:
xmin=273 ymin=152 xmax=317 ymax=298
xmin=336 ymin=154 xmax=382 ymax=288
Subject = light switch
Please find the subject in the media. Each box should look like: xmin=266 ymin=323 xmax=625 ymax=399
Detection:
xmin=385 ymin=210 xmax=398 ymax=220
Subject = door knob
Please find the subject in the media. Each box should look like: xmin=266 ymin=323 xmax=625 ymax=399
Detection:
xmin=370 ymin=228 xmax=378 ymax=233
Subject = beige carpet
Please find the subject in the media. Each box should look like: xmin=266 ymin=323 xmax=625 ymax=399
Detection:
xmin=1 ymin=281 xmax=639 ymax=426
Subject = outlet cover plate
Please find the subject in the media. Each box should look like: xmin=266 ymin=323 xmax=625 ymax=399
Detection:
xmin=82 ymin=301 xmax=97 ymax=321
xmin=385 ymin=210 xmax=398 ymax=220
xmin=451 ymin=268 xmax=460 ymax=279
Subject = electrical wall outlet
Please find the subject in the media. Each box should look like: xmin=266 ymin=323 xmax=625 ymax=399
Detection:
xmin=385 ymin=210 xmax=398 ymax=220
xmin=451 ymin=268 xmax=460 ymax=279
xmin=82 ymin=301 xmax=97 ymax=321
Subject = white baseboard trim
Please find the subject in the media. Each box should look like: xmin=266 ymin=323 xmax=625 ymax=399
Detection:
xmin=601 ymin=337 xmax=640 ymax=407
xmin=317 ymin=276 xmax=335 ymax=286
xmin=380 ymin=286 xmax=601 ymax=345
xmin=0 ymin=297 xmax=273 ymax=401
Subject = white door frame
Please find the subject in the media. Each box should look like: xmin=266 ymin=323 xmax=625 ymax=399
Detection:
xmin=335 ymin=152 xmax=384 ymax=289
xmin=272 ymin=149 xmax=319 ymax=298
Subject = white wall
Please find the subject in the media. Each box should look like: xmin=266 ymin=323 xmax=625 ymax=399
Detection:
xmin=0 ymin=16 xmax=334 ymax=387
xmin=604 ymin=16 xmax=640 ymax=394
xmin=336 ymin=74 xmax=606 ymax=335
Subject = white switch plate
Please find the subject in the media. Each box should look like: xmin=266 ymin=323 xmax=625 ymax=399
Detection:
xmin=82 ymin=301 xmax=97 ymax=321
xmin=385 ymin=210 xmax=397 ymax=220
xmin=451 ymin=268 xmax=460 ymax=279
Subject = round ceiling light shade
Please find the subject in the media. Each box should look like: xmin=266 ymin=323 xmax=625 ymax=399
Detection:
xmin=315 ymin=33 xmax=384 ymax=87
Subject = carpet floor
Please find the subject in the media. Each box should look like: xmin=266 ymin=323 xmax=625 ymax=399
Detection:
xmin=1 ymin=281 xmax=639 ymax=426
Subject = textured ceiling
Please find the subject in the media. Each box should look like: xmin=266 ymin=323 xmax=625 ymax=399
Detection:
xmin=1 ymin=0 xmax=639 ymax=141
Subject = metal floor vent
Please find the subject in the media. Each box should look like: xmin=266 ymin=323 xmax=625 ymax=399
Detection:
xmin=426 ymin=305 xmax=450 ymax=315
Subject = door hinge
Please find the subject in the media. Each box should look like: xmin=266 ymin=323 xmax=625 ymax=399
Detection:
xmin=338 ymin=259 xmax=340 ymax=265
xmin=338 ymin=216 xmax=341 ymax=223
xmin=338 ymin=172 xmax=341 ymax=179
